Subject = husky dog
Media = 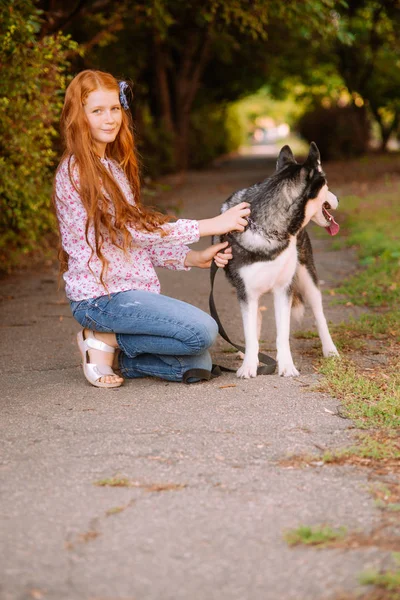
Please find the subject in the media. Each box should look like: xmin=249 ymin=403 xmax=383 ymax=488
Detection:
xmin=215 ymin=142 xmax=340 ymax=378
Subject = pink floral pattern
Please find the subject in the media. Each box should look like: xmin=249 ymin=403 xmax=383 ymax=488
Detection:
xmin=55 ymin=157 xmax=200 ymax=301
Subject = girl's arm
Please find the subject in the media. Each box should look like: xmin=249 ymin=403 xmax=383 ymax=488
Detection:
xmin=146 ymin=243 xmax=192 ymax=271
xmin=127 ymin=201 xmax=250 ymax=248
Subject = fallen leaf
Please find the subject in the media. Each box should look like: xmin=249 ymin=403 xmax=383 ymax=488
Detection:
xmin=145 ymin=483 xmax=187 ymax=492
xmin=29 ymin=591 xmax=45 ymax=600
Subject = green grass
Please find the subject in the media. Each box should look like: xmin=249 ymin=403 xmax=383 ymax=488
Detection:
xmin=360 ymin=553 xmax=400 ymax=599
xmin=333 ymin=187 xmax=400 ymax=308
xmin=313 ymin=178 xmax=400 ymax=464
xmin=105 ymin=506 xmax=127 ymax=516
xmin=308 ymin=310 xmax=400 ymax=354
xmin=284 ymin=525 xmax=347 ymax=547
xmin=318 ymin=357 xmax=400 ymax=430
xmin=339 ymin=190 xmax=400 ymax=258
xmin=293 ymin=330 xmax=319 ymax=340
xmin=222 ymin=346 xmax=241 ymax=354
xmin=322 ymin=432 xmax=400 ymax=462
xmin=334 ymin=311 xmax=400 ymax=341
xmin=94 ymin=476 xmax=132 ymax=487
xmin=370 ymin=483 xmax=400 ymax=512
xmin=374 ymin=500 xmax=400 ymax=512
xmin=336 ymin=257 xmax=400 ymax=308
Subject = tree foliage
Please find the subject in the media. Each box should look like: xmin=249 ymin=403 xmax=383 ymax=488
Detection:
xmin=259 ymin=0 xmax=400 ymax=151
xmin=335 ymin=0 xmax=400 ymax=149
xmin=0 ymin=0 xmax=78 ymax=267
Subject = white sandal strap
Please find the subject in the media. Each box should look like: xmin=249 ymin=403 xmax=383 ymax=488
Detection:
xmin=84 ymin=330 xmax=115 ymax=353
xmin=86 ymin=363 xmax=116 ymax=382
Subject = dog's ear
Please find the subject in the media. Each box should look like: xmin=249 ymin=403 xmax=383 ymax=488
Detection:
xmin=304 ymin=142 xmax=321 ymax=167
xmin=276 ymin=145 xmax=296 ymax=171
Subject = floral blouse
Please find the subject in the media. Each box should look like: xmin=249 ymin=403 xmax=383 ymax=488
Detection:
xmin=54 ymin=156 xmax=200 ymax=301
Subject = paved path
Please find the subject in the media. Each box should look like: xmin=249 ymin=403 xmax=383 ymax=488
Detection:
xmin=0 ymin=155 xmax=389 ymax=600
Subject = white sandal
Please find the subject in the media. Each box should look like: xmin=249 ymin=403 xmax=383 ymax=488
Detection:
xmin=77 ymin=330 xmax=123 ymax=388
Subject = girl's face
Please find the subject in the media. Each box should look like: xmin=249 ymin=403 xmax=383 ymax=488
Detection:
xmin=84 ymin=88 xmax=123 ymax=157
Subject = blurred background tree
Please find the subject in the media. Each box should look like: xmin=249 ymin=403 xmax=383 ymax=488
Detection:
xmin=260 ymin=0 xmax=400 ymax=157
xmin=335 ymin=0 xmax=400 ymax=151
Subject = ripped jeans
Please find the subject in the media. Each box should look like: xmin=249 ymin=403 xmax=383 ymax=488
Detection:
xmin=70 ymin=290 xmax=218 ymax=382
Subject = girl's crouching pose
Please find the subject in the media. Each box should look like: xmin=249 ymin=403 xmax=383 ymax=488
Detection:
xmin=54 ymin=70 xmax=250 ymax=388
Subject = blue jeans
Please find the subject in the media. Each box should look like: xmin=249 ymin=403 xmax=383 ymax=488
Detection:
xmin=70 ymin=290 xmax=218 ymax=382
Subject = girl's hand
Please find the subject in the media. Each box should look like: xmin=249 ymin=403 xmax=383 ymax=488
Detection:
xmin=198 ymin=202 xmax=250 ymax=237
xmin=213 ymin=243 xmax=233 ymax=268
xmin=218 ymin=202 xmax=251 ymax=235
xmin=185 ymin=242 xmax=233 ymax=269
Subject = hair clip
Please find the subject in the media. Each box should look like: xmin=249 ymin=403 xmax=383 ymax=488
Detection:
xmin=119 ymin=81 xmax=130 ymax=110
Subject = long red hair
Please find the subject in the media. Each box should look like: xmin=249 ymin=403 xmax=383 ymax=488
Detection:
xmin=54 ymin=69 xmax=169 ymax=284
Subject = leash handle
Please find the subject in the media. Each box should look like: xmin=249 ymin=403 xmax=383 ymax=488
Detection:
xmin=209 ymin=262 xmax=277 ymax=375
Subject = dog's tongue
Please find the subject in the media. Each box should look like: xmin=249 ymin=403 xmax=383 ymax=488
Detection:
xmin=326 ymin=216 xmax=340 ymax=236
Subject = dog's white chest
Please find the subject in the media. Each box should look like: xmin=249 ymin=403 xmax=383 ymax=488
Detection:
xmin=238 ymin=237 xmax=297 ymax=297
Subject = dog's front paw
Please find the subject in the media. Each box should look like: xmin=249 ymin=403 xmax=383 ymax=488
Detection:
xmin=323 ymin=344 xmax=340 ymax=358
xmin=237 ymin=362 xmax=258 ymax=379
xmin=278 ymin=363 xmax=300 ymax=377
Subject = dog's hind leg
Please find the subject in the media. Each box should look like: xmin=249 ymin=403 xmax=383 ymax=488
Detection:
xmin=257 ymin=307 xmax=263 ymax=341
xmin=296 ymin=264 xmax=339 ymax=357
xmin=274 ymin=286 xmax=299 ymax=376
xmin=237 ymin=297 xmax=260 ymax=378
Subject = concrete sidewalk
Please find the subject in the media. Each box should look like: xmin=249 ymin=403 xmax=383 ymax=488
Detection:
xmin=0 ymin=156 xmax=389 ymax=600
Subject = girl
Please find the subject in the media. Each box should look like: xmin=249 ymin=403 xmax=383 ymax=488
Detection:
xmin=54 ymin=70 xmax=250 ymax=388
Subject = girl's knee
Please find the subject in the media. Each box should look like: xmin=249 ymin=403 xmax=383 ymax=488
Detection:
xmin=194 ymin=315 xmax=218 ymax=352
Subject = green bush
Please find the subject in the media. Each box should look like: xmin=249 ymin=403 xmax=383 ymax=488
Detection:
xmin=297 ymin=104 xmax=370 ymax=161
xmin=136 ymin=105 xmax=177 ymax=177
xmin=138 ymin=102 xmax=243 ymax=176
xmin=188 ymin=104 xmax=243 ymax=168
xmin=0 ymin=0 xmax=78 ymax=270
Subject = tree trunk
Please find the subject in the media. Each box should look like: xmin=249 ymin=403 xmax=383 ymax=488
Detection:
xmin=172 ymin=31 xmax=212 ymax=170
xmin=370 ymin=104 xmax=399 ymax=152
xmin=174 ymin=104 xmax=191 ymax=171
xmin=153 ymin=36 xmax=174 ymax=135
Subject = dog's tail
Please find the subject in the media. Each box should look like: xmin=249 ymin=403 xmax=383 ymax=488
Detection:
xmin=291 ymin=290 xmax=305 ymax=322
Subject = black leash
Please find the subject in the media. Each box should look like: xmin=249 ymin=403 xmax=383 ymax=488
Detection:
xmin=183 ymin=262 xmax=277 ymax=383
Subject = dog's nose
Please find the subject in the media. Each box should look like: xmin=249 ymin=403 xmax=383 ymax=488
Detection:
xmin=327 ymin=191 xmax=338 ymax=209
